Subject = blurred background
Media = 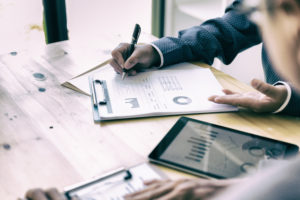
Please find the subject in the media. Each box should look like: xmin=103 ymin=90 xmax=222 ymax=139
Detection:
xmin=0 ymin=0 xmax=151 ymax=53
xmin=0 ymin=0 xmax=264 ymax=84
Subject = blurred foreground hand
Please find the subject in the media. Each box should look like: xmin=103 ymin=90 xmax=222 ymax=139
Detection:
xmin=24 ymin=188 xmax=66 ymax=200
xmin=124 ymin=178 xmax=241 ymax=200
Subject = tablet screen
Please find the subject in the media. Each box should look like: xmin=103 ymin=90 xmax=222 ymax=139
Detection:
xmin=149 ymin=117 xmax=299 ymax=179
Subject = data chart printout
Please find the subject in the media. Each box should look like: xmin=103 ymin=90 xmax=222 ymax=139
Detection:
xmin=89 ymin=62 xmax=237 ymax=121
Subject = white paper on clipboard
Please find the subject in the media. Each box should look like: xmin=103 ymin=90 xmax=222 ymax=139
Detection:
xmin=64 ymin=163 xmax=166 ymax=200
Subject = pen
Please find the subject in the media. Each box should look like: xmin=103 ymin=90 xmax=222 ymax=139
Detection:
xmin=122 ymin=23 xmax=141 ymax=80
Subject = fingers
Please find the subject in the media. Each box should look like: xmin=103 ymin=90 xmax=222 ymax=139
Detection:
xmin=45 ymin=188 xmax=66 ymax=200
xmin=110 ymin=58 xmax=123 ymax=74
xmin=209 ymin=78 xmax=290 ymax=113
xmin=110 ymin=58 xmax=137 ymax=75
xmin=208 ymin=94 xmax=218 ymax=102
xmin=26 ymin=189 xmax=49 ymax=200
xmin=143 ymin=179 xmax=165 ymax=186
xmin=210 ymin=93 xmax=256 ymax=107
xmin=222 ymin=89 xmax=235 ymax=95
xmin=193 ymin=187 xmax=216 ymax=200
xmin=125 ymin=178 xmax=236 ymax=200
xmin=156 ymin=190 xmax=183 ymax=200
xmin=125 ymin=179 xmax=172 ymax=199
xmin=210 ymin=94 xmax=241 ymax=106
xmin=124 ymin=51 xmax=139 ymax=70
xmin=110 ymin=43 xmax=139 ymax=75
xmin=208 ymin=89 xmax=236 ymax=102
xmin=210 ymin=91 xmax=284 ymax=112
xmin=26 ymin=188 xmax=64 ymax=200
xmin=111 ymin=43 xmax=128 ymax=68
xmin=209 ymin=89 xmax=259 ymax=108
xmin=251 ymin=79 xmax=278 ymax=98
xmin=110 ymin=43 xmax=159 ymax=77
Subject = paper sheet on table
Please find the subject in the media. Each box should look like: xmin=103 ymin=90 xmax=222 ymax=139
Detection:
xmin=89 ymin=62 xmax=238 ymax=121
xmin=62 ymin=59 xmax=111 ymax=95
xmin=63 ymin=62 xmax=216 ymax=96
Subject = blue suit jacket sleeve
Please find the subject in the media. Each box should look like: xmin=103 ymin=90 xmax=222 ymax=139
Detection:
xmin=282 ymin=85 xmax=300 ymax=116
xmin=152 ymin=0 xmax=261 ymax=66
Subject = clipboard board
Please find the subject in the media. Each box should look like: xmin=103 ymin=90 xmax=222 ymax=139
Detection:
xmin=89 ymin=62 xmax=238 ymax=122
xmin=89 ymin=76 xmax=112 ymax=122
xmin=64 ymin=163 xmax=166 ymax=200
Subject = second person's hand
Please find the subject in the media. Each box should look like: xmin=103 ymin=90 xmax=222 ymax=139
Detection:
xmin=208 ymin=79 xmax=288 ymax=113
xmin=24 ymin=188 xmax=66 ymax=200
xmin=110 ymin=43 xmax=161 ymax=76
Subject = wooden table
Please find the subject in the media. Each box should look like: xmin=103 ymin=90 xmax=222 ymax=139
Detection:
xmin=1 ymin=37 xmax=300 ymax=200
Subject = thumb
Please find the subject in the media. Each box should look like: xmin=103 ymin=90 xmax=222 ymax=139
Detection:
xmin=251 ymin=79 xmax=278 ymax=97
xmin=124 ymin=54 xmax=139 ymax=70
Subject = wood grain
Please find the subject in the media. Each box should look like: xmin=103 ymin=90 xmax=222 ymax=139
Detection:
xmin=1 ymin=39 xmax=300 ymax=200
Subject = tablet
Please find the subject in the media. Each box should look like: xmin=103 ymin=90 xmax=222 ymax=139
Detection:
xmin=149 ymin=117 xmax=299 ymax=179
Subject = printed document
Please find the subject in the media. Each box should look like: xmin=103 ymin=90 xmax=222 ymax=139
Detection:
xmin=90 ymin=62 xmax=237 ymax=121
xmin=65 ymin=163 xmax=165 ymax=200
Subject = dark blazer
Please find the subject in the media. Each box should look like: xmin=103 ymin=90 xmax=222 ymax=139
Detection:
xmin=152 ymin=0 xmax=300 ymax=116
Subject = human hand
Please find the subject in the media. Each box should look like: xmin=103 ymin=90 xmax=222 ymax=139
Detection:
xmin=209 ymin=79 xmax=288 ymax=113
xmin=110 ymin=43 xmax=160 ymax=76
xmin=124 ymin=178 xmax=240 ymax=200
xmin=24 ymin=188 xmax=66 ymax=200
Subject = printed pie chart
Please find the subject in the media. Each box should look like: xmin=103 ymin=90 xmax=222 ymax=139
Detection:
xmin=173 ymin=96 xmax=192 ymax=105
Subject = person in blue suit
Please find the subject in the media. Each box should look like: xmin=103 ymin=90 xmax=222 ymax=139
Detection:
xmin=110 ymin=0 xmax=300 ymax=116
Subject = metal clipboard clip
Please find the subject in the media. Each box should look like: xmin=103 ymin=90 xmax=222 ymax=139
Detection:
xmin=64 ymin=168 xmax=133 ymax=200
xmin=89 ymin=76 xmax=112 ymax=122
xmin=91 ymin=79 xmax=107 ymax=106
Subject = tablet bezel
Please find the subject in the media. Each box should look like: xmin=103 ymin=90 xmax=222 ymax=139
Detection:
xmin=148 ymin=116 xmax=299 ymax=179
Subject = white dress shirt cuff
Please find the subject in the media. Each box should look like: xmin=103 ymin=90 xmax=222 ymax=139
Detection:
xmin=150 ymin=43 xmax=164 ymax=68
xmin=272 ymin=81 xmax=292 ymax=114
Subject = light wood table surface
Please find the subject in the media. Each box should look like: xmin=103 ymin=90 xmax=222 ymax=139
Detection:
xmin=1 ymin=37 xmax=300 ymax=200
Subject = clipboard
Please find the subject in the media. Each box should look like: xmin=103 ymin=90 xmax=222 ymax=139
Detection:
xmin=89 ymin=62 xmax=238 ymax=122
xmin=64 ymin=163 xmax=166 ymax=200
xmin=89 ymin=76 xmax=111 ymax=122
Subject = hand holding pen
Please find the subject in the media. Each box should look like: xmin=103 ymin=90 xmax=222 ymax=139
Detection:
xmin=122 ymin=24 xmax=141 ymax=80
xmin=110 ymin=25 xmax=161 ymax=78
